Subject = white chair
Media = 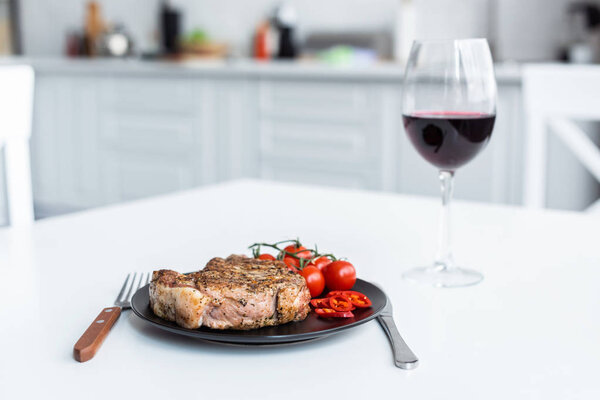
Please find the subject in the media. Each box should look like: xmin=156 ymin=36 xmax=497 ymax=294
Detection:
xmin=0 ymin=65 xmax=35 ymax=227
xmin=522 ymin=64 xmax=600 ymax=213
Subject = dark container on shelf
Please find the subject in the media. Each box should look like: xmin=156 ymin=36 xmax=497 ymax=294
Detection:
xmin=160 ymin=1 xmax=180 ymax=54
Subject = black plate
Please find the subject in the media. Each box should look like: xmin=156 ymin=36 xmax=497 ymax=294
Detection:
xmin=131 ymin=278 xmax=386 ymax=344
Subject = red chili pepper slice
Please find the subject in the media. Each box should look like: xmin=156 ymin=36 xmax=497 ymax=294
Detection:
xmin=314 ymin=308 xmax=354 ymax=318
xmin=346 ymin=292 xmax=372 ymax=308
xmin=326 ymin=291 xmax=372 ymax=308
xmin=310 ymin=298 xmax=330 ymax=308
xmin=328 ymin=294 xmax=354 ymax=312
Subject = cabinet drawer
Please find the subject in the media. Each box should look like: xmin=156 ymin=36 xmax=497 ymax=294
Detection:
xmin=261 ymin=161 xmax=382 ymax=190
xmin=103 ymin=153 xmax=195 ymax=201
xmin=259 ymin=81 xmax=375 ymax=120
xmin=101 ymin=78 xmax=195 ymax=114
xmin=260 ymin=119 xmax=379 ymax=162
xmin=100 ymin=114 xmax=196 ymax=153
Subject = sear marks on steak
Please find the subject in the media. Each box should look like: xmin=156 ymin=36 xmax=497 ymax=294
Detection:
xmin=149 ymin=255 xmax=311 ymax=330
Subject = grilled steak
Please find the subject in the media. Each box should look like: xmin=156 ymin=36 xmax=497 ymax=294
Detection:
xmin=149 ymin=255 xmax=311 ymax=330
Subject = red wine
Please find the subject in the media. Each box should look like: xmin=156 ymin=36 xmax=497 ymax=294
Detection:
xmin=403 ymin=112 xmax=495 ymax=170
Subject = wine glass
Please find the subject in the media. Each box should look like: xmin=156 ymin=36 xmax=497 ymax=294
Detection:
xmin=401 ymin=39 xmax=497 ymax=287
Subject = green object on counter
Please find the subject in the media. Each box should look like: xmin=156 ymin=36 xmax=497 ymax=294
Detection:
xmin=185 ymin=29 xmax=209 ymax=45
xmin=317 ymin=45 xmax=353 ymax=66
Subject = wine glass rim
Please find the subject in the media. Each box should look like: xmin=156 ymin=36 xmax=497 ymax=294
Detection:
xmin=412 ymin=38 xmax=489 ymax=45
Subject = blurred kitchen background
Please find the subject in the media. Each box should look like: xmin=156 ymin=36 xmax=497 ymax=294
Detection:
xmin=1 ymin=0 xmax=600 ymax=225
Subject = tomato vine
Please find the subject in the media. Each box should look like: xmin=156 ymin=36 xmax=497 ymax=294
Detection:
xmin=248 ymin=239 xmax=338 ymax=270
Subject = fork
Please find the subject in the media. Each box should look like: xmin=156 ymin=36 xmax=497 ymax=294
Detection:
xmin=73 ymin=272 xmax=151 ymax=362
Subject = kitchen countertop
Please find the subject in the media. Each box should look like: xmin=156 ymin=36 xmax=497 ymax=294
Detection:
xmin=1 ymin=179 xmax=598 ymax=399
xmin=0 ymin=56 xmax=523 ymax=83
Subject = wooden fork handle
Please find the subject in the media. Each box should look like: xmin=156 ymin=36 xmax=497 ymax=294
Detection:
xmin=74 ymin=307 xmax=121 ymax=362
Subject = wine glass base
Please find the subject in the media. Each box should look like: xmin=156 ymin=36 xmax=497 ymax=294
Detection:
xmin=402 ymin=265 xmax=483 ymax=288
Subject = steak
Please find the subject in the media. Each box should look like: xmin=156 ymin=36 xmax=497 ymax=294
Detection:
xmin=149 ymin=255 xmax=311 ymax=330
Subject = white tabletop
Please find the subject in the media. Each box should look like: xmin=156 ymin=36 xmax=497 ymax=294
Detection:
xmin=1 ymin=180 xmax=598 ymax=399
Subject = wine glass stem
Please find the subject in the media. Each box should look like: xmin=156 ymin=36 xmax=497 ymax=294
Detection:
xmin=435 ymin=170 xmax=455 ymax=271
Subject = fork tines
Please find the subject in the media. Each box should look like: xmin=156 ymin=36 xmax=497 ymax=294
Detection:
xmin=115 ymin=272 xmax=151 ymax=309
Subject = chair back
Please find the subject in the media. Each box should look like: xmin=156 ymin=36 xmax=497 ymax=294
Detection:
xmin=522 ymin=64 xmax=600 ymax=211
xmin=0 ymin=65 xmax=35 ymax=226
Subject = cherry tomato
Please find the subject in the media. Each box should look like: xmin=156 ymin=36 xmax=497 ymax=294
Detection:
xmin=283 ymin=256 xmax=299 ymax=268
xmin=310 ymin=298 xmax=330 ymax=308
xmin=327 ymin=291 xmax=372 ymax=308
xmin=282 ymin=256 xmax=300 ymax=273
xmin=314 ymin=308 xmax=354 ymax=318
xmin=323 ymin=260 xmax=356 ymax=291
xmin=282 ymin=245 xmax=312 ymax=259
xmin=257 ymin=254 xmax=276 ymax=261
xmin=300 ymin=266 xmax=325 ymax=298
xmin=309 ymin=256 xmax=332 ymax=272
xmin=328 ymin=294 xmax=354 ymax=311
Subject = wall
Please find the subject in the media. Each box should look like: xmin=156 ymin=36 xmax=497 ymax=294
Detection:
xmin=19 ymin=0 xmax=574 ymax=61
xmin=414 ymin=0 xmax=573 ymax=61
xmin=0 ymin=150 xmax=7 ymax=226
xmin=496 ymin=0 xmax=571 ymax=61
xmin=415 ymin=0 xmax=490 ymax=42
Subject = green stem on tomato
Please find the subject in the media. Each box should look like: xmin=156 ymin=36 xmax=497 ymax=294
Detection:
xmin=249 ymin=239 xmax=340 ymax=270
xmin=249 ymin=242 xmax=308 ymax=259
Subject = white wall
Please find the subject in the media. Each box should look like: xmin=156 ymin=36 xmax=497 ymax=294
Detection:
xmin=496 ymin=0 xmax=571 ymax=61
xmin=19 ymin=0 xmax=574 ymax=61
xmin=415 ymin=0 xmax=490 ymax=41
xmin=0 ymin=150 xmax=7 ymax=226
xmin=413 ymin=0 xmax=572 ymax=61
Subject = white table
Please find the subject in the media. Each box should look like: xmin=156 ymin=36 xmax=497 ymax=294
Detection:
xmin=1 ymin=180 xmax=599 ymax=399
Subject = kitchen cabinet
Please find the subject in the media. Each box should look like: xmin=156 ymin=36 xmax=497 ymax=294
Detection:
xmin=27 ymin=60 xmax=524 ymax=218
xmin=210 ymin=78 xmax=259 ymax=181
xmin=31 ymin=74 xmax=236 ymax=216
xmin=96 ymin=77 xmax=208 ymax=203
xmin=254 ymin=77 xmax=522 ymax=202
xmin=31 ymin=76 xmax=102 ymax=216
xmin=256 ymin=79 xmax=396 ymax=191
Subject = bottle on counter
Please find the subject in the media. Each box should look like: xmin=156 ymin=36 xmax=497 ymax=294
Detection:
xmin=65 ymin=29 xmax=84 ymax=57
xmin=254 ymin=21 xmax=271 ymax=60
xmin=160 ymin=0 xmax=181 ymax=55
xmin=83 ymin=1 xmax=105 ymax=57
xmin=272 ymin=1 xmax=298 ymax=59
